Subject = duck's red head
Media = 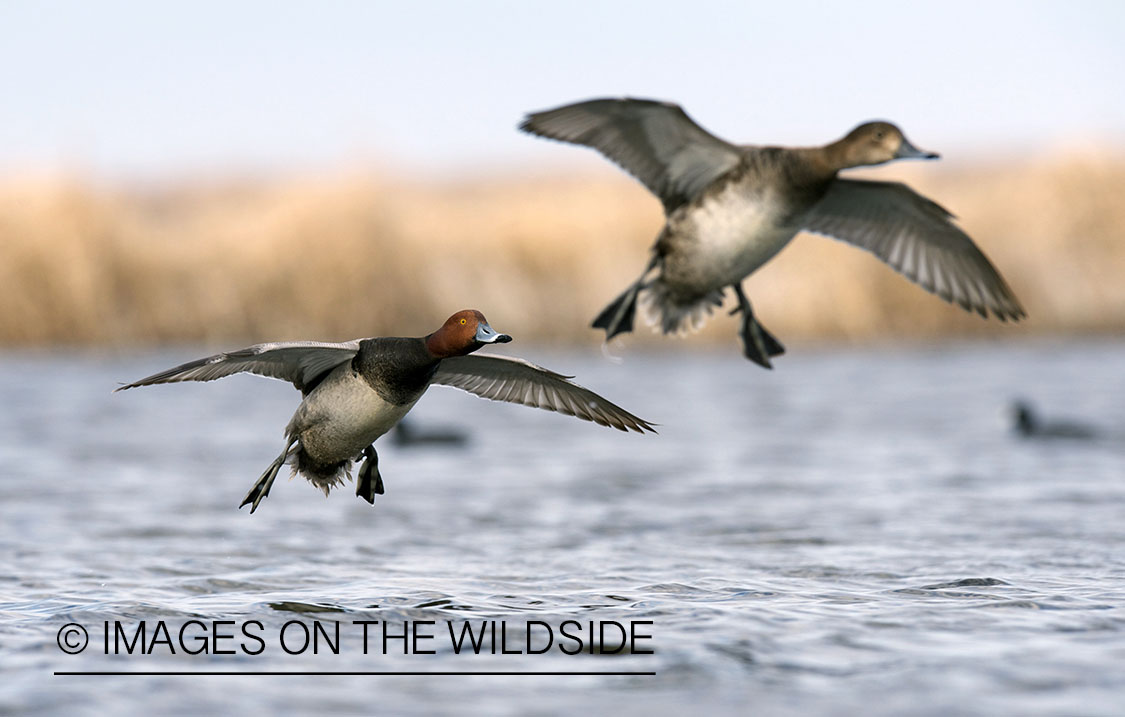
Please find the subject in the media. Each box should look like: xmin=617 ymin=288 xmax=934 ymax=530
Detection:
xmin=425 ymin=309 xmax=512 ymax=358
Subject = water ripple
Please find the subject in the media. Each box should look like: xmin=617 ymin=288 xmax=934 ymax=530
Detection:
xmin=2 ymin=343 xmax=1125 ymax=715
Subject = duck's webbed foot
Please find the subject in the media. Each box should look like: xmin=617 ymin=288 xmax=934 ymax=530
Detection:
xmin=356 ymin=444 xmax=384 ymax=505
xmin=591 ymin=256 xmax=657 ymax=341
xmin=731 ymin=284 xmax=785 ymax=369
xmin=240 ymin=438 xmax=297 ymax=513
xmin=592 ymin=284 xmax=642 ymax=340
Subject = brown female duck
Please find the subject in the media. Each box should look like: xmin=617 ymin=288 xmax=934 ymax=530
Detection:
xmin=521 ymin=97 xmax=1025 ymax=367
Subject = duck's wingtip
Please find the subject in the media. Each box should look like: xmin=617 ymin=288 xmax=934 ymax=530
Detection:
xmin=993 ymin=304 xmax=1028 ymax=323
xmin=636 ymin=421 xmax=660 ymax=434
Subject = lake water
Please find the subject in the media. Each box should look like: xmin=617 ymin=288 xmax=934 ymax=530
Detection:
xmin=2 ymin=339 xmax=1124 ymax=716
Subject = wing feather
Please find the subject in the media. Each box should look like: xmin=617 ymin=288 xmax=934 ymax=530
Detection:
xmin=802 ymin=179 xmax=1025 ymax=321
xmin=432 ymin=354 xmax=655 ymax=434
xmin=520 ymin=97 xmax=742 ymax=213
xmin=115 ymin=340 xmax=362 ymax=394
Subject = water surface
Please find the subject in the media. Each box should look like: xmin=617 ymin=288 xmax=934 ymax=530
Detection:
xmin=2 ymin=340 xmax=1123 ymax=715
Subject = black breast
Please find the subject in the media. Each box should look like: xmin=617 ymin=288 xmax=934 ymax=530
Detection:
xmin=352 ymin=337 xmax=439 ymax=405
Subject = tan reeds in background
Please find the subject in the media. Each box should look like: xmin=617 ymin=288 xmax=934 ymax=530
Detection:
xmin=1 ymin=149 xmax=1123 ymax=349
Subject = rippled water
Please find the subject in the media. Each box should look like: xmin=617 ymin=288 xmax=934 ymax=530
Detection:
xmin=2 ymin=339 xmax=1124 ymax=715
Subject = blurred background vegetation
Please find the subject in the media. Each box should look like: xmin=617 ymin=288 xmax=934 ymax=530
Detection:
xmin=1 ymin=147 xmax=1122 ymax=349
xmin=2 ymin=3 xmax=1121 ymax=352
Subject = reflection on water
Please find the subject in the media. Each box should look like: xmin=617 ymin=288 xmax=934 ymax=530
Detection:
xmin=2 ymin=340 xmax=1124 ymax=716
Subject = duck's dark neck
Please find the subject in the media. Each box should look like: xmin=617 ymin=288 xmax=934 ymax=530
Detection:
xmin=354 ymin=337 xmax=441 ymax=405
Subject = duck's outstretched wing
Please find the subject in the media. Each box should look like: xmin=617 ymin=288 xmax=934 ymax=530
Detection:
xmin=432 ymin=354 xmax=656 ymax=434
xmin=802 ymin=179 xmax=1026 ymax=321
xmin=520 ymin=97 xmax=742 ymax=213
xmin=115 ymin=341 xmax=362 ymax=394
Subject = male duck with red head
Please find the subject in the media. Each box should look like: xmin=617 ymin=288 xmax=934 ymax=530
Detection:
xmin=117 ymin=310 xmax=654 ymax=512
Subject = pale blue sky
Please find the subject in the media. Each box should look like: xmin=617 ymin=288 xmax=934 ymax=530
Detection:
xmin=2 ymin=0 xmax=1122 ymax=179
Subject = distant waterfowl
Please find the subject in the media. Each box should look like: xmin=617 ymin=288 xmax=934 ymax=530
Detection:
xmin=116 ymin=310 xmax=654 ymax=512
xmin=1011 ymin=400 xmax=1099 ymax=440
xmin=520 ymin=97 xmax=1025 ymax=367
xmin=391 ymin=419 xmax=468 ymax=448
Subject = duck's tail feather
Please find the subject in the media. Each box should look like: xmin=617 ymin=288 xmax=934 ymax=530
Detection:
xmin=294 ymin=452 xmax=354 ymax=497
xmin=641 ymin=282 xmax=726 ymax=336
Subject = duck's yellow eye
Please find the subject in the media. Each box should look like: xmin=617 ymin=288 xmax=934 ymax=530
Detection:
xmin=459 ymin=318 xmax=466 ymax=325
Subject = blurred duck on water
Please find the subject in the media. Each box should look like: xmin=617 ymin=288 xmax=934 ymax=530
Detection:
xmin=116 ymin=310 xmax=654 ymax=512
xmin=521 ymin=97 xmax=1026 ymax=368
xmin=1011 ymin=400 xmax=1100 ymax=441
xmin=391 ymin=419 xmax=468 ymax=448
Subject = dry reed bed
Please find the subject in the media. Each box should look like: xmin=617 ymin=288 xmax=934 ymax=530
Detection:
xmin=1 ymin=151 xmax=1123 ymax=349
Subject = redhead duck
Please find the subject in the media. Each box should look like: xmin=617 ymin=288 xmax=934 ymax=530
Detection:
xmin=521 ymin=98 xmax=1025 ymax=368
xmin=116 ymin=310 xmax=654 ymax=512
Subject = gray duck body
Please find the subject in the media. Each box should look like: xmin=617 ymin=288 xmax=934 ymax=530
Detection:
xmin=652 ymin=147 xmax=833 ymax=331
xmin=289 ymin=337 xmax=438 ymax=486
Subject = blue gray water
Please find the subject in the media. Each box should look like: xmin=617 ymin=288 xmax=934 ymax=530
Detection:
xmin=2 ymin=339 xmax=1124 ymax=715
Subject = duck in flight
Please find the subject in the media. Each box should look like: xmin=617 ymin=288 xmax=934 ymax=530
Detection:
xmin=116 ymin=310 xmax=654 ymax=512
xmin=520 ymin=97 xmax=1025 ymax=368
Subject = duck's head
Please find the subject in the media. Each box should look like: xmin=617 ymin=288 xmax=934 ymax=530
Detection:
xmin=425 ymin=309 xmax=512 ymax=358
xmin=1010 ymin=399 xmax=1036 ymax=436
xmin=836 ymin=121 xmax=939 ymax=169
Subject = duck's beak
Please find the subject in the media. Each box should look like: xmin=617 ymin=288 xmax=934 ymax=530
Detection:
xmin=895 ymin=138 xmax=940 ymax=160
xmin=475 ymin=322 xmax=513 ymax=344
